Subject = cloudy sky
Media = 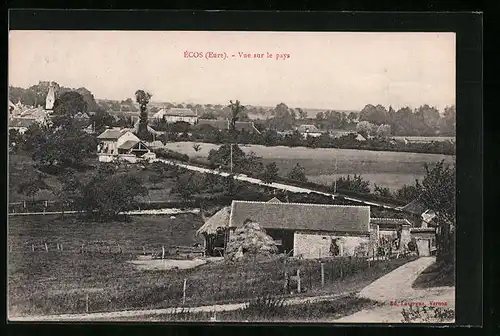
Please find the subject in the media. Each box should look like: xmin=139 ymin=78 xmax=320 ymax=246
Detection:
xmin=9 ymin=31 xmax=455 ymax=111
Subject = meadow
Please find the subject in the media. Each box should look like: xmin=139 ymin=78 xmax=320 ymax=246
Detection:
xmin=8 ymin=214 xmax=413 ymax=317
xmin=163 ymin=142 xmax=456 ymax=191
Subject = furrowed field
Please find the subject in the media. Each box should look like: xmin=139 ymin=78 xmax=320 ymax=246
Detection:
xmin=163 ymin=142 xmax=455 ymax=191
xmin=8 ymin=214 xmax=413 ymax=317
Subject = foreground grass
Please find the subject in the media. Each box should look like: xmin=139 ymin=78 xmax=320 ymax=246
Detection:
xmin=111 ymin=294 xmax=379 ymax=322
xmin=412 ymin=260 xmax=455 ymax=289
xmin=8 ymin=215 xmax=415 ymax=317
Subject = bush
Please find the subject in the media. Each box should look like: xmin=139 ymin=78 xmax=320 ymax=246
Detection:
xmin=154 ymin=148 xmax=189 ymax=162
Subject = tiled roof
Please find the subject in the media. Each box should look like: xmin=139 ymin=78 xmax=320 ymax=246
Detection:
xmin=297 ymin=124 xmax=320 ymax=133
xmin=400 ymin=199 xmax=428 ymax=215
xmin=370 ymin=218 xmax=412 ymax=229
xmin=165 ymin=108 xmax=197 ymax=117
xmin=235 ymin=121 xmax=261 ymax=134
xmin=198 ymin=119 xmax=229 ymax=130
xmin=229 ymin=201 xmax=370 ymax=233
xmin=97 ymin=128 xmax=130 ymax=140
xmin=118 ymin=139 xmax=140 ymax=150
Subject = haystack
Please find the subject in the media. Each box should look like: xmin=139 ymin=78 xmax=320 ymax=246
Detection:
xmin=225 ymin=220 xmax=278 ymax=262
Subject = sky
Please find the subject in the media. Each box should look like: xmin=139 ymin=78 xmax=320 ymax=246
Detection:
xmin=9 ymin=31 xmax=455 ymax=111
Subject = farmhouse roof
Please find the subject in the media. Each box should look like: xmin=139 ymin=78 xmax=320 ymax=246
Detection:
xmin=97 ymin=128 xmax=130 ymax=140
xmin=165 ymin=108 xmax=197 ymax=117
xmin=370 ymin=218 xmax=412 ymax=229
xmin=235 ymin=121 xmax=261 ymax=134
xmin=229 ymin=201 xmax=370 ymax=233
xmin=267 ymin=197 xmax=282 ymax=203
xmin=399 ymin=199 xmax=428 ymax=216
xmin=118 ymin=139 xmax=140 ymax=150
xmin=196 ymin=206 xmax=231 ymax=236
xmin=198 ymin=119 xmax=229 ymax=130
xmin=297 ymin=124 xmax=320 ymax=133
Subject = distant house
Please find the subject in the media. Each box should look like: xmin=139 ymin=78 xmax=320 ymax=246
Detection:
xmin=398 ymin=199 xmax=437 ymax=228
xmin=296 ymin=124 xmax=323 ymax=138
xmin=196 ymin=119 xmax=261 ymax=134
xmin=197 ymin=200 xmax=371 ymax=259
xmin=153 ymin=108 xmax=198 ymax=124
xmin=96 ymin=128 xmax=156 ymax=163
xmin=369 ymin=218 xmax=412 ymax=250
xmin=9 ymin=118 xmax=35 ymax=134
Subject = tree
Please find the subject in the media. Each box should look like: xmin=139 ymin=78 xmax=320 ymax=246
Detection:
xmin=207 ymin=144 xmax=248 ymax=171
xmin=335 ymin=174 xmax=370 ymax=194
xmin=260 ymin=162 xmax=279 ymax=184
xmin=297 ymin=108 xmax=307 ymax=120
xmin=416 ymin=160 xmax=456 ymax=263
xmin=135 ymin=90 xmax=152 ymax=140
xmin=440 ymin=105 xmax=456 ymax=136
xmin=52 ymin=91 xmax=88 ymax=128
xmin=394 ymin=184 xmax=419 ymax=203
xmin=287 ymin=163 xmax=308 ymax=182
xmin=200 ymin=112 xmax=216 ymax=119
xmin=359 ymin=104 xmax=388 ymax=125
xmin=356 ymin=121 xmax=376 ymax=138
xmin=81 ymin=171 xmax=147 ymax=220
xmin=55 ymin=169 xmax=82 ymax=213
xmin=229 ymin=100 xmax=245 ymax=134
xmin=17 ymin=175 xmax=50 ymax=202
xmin=90 ymin=109 xmax=115 ymax=134
xmin=316 ymin=111 xmax=325 ymax=121
xmin=193 ymin=143 xmax=202 ymax=152
xmin=174 ymin=172 xmax=204 ymax=200
xmin=376 ymin=124 xmax=392 ymax=138
xmin=374 ymin=184 xmax=392 ymax=197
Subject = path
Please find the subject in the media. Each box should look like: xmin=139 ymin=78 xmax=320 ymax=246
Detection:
xmin=333 ymin=257 xmax=455 ymax=323
xmin=153 ymin=158 xmax=400 ymax=210
xmin=8 ymin=208 xmax=200 ymax=217
xmin=9 ymin=292 xmax=349 ymax=322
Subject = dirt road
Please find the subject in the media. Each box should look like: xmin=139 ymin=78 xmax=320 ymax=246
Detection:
xmin=333 ymin=257 xmax=455 ymax=323
xmin=9 ymin=292 xmax=349 ymax=322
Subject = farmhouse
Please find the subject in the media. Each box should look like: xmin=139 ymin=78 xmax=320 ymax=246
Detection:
xmin=96 ymin=128 xmax=156 ymax=163
xmin=197 ymin=199 xmax=372 ymax=259
xmin=296 ymin=124 xmax=323 ymax=138
xmin=9 ymin=118 xmax=35 ymax=134
xmin=197 ymin=119 xmax=261 ymax=134
xmin=153 ymin=108 xmax=198 ymax=124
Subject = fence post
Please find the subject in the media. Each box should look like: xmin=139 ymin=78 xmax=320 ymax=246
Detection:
xmin=81 ymin=244 xmax=84 ymax=254
xmin=162 ymin=246 xmax=165 ymax=259
xmin=44 ymin=242 xmax=48 ymax=252
xmin=85 ymin=294 xmax=89 ymax=313
xmin=340 ymin=264 xmax=343 ymax=279
xmin=183 ymin=278 xmax=187 ymax=305
xmin=321 ymin=263 xmax=325 ymax=287
xmin=23 ymin=201 xmax=26 ymax=209
xmin=297 ymin=269 xmax=301 ymax=293
xmin=31 ymin=244 xmax=34 ymax=252
xmin=284 ymin=271 xmax=288 ymax=293
xmin=61 ymin=243 xmax=63 ymax=252
xmin=143 ymin=246 xmax=146 ymax=255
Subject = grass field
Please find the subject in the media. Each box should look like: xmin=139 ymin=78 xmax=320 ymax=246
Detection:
xmin=164 ymin=142 xmax=455 ymax=191
xmin=8 ymin=214 xmax=414 ymax=317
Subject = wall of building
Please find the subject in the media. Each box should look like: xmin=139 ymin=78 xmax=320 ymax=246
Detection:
xmin=165 ymin=116 xmax=198 ymax=124
xmin=293 ymin=231 xmax=369 ymax=259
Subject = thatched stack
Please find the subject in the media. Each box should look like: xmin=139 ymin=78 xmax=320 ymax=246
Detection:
xmin=225 ymin=221 xmax=278 ymax=262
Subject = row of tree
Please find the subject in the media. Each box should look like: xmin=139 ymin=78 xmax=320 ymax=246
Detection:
xmin=358 ymin=104 xmax=456 ymax=136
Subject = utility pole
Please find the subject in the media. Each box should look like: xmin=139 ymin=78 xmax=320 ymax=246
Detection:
xmin=230 ymin=143 xmax=233 ymax=173
xmin=333 ymin=157 xmax=338 ymax=193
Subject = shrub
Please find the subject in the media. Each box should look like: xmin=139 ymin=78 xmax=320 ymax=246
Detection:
xmin=154 ymin=148 xmax=189 ymax=162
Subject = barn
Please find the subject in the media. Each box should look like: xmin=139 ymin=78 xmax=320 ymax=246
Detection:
xmin=197 ymin=198 xmax=372 ymax=259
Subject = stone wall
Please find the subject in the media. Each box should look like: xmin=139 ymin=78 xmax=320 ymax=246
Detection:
xmin=293 ymin=231 xmax=369 ymax=259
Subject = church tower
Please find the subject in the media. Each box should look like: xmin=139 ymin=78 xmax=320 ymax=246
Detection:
xmin=45 ymin=83 xmax=55 ymax=110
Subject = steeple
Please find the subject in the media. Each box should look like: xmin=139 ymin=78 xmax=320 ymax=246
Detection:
xmin=45 ymin=82 xmax=55 ymax=110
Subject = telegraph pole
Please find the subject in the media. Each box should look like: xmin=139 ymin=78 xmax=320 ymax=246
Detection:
xmin=334 ymin=157 xmax=338 ymax=193
xmin=230 ymin=144 xmax=233 ymax=173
